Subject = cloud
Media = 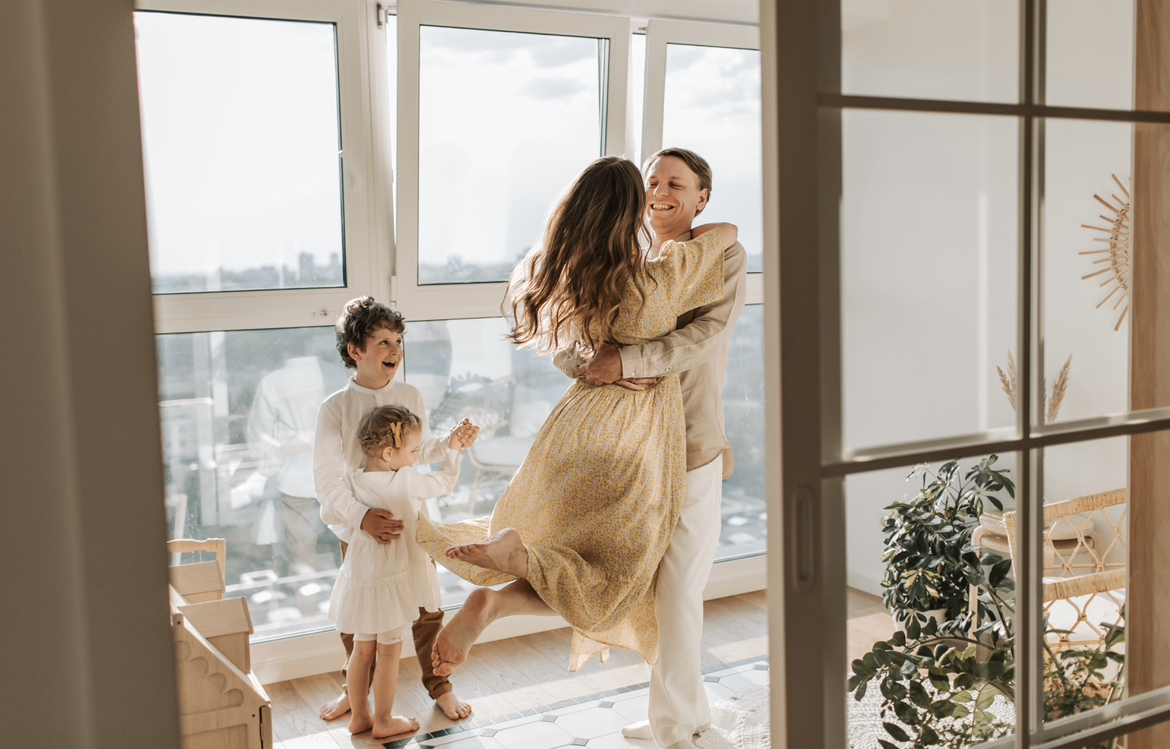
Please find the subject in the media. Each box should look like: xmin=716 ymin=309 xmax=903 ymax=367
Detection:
xmin=420 ymin=27 xmax=596 ymax=69
xmin=517 ymin=76 xmax=589 ymax=100
xmin=530 ymin=38 xmax=597 ymax=68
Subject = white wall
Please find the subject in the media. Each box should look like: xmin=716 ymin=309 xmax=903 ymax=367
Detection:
xmin=0 ymin=0 xmax=182 ymax=746
xmin=839 ymin=0 xmax=1136 ymax=596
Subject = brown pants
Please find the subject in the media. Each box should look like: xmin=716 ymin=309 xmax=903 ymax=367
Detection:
xmin=338 ymin=542 xmax=451 ymax=700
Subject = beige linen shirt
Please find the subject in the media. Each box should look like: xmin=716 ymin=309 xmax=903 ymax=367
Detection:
xmin=551 ymin=234 xmax=748 ymax=472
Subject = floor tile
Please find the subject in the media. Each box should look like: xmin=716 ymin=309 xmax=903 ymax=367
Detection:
xmin=552 ymin=707 xmax=632 ymax=740
xmin=423 ymin=730 xmax=478 ymax=747
xmin=739 ymin=669 xmax=770 ymax=687
xmin=436 ymin=737 xmax=506 ymax=749
xmin=546 ymin=701 xmax=601 ymax=717
xmin=611 ymin=694 xmax=648 ymax=722
xmin=716 ymin=673 xmax=757 ymax=693
xmin=703 ymin=682 xmax=734 ymax=703
xmin=494 ymin=720 xmax=575 ymax=749
xmin=586 ymin=732 xmax=657 ymax=749
xmin=487 ymin=715 xmax=545 ymax=731
xmin=610 ymin=688 xmax=649 ymax=703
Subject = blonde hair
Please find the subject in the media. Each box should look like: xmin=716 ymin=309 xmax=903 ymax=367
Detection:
xmin=358 ymin=405 xmax=422 ymax=458
xmin=509 ymin=156 xmax=651 ymax=354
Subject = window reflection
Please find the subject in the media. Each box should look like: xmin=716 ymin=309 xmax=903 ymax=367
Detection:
xmin=158 ymin=327 xmax=348 ymax=640
xmin=157 ymin=311 xmax=765 ymax=632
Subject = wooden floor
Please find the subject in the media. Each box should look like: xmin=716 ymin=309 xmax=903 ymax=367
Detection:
xmin=269 ymin=589 xmax=894 ymax=748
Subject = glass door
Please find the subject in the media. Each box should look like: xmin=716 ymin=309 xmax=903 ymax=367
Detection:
xmin=764 ymin=0 xmax=1170 ymax=746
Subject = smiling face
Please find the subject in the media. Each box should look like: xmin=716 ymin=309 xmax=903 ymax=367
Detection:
xmin=380 ymin=429 xmax=422 ymax=471
xmin=349 ymin=325 xmax=403 ymax=389
xmin=645 ymin=155 xmax=709 ymax=244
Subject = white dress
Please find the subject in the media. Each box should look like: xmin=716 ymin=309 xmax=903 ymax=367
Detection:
xmin=328 ymin=449 xmax=462 ymax=636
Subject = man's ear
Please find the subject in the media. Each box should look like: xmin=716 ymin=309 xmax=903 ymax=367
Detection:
xmin=695 ymin=188 xmax=710 ymax=215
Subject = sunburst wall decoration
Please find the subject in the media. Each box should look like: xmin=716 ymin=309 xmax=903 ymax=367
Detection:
xmin=1080 ymin=174 xmax=1131 ymax=331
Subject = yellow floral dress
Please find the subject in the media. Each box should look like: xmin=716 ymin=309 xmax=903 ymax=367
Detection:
xmin=417 ymin=231 xmax=725 ymax=670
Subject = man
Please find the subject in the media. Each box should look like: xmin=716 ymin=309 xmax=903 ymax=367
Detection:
xmin=582 ymin=148 xmax=748 ymax=749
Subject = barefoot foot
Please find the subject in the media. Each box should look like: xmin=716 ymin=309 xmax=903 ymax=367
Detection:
xmin=321 ymin=691 xmax=351 ymax=721
xmin=348 ymin=712 xmax=373 ymax=735
xmin=445 ymin=528 xmax=528 ymax=578
xmin=372 ymin=716 xmax=420 ymax=739
xmin=432 ymin=588 xmax=497 ymax=677
xmin=436 ymin=690 xmax=473 ymax=720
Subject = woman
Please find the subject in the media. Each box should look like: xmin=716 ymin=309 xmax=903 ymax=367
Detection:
xmin=417 ymin=156 xmax=736 ymax=674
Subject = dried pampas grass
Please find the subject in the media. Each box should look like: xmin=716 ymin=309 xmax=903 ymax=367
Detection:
xmin=996 ymin=351 xmax=1072 ymax=423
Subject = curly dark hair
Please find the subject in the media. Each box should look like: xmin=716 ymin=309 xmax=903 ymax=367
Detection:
xmin=335 ymin=296 xmax=405 ymax=369
xmin=358 ymin=405 xmax=423 ymax=458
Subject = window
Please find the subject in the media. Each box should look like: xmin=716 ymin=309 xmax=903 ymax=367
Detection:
xmin=137 ymin=12 xmax=345 ymax=295
xmin=392 ymin=0 xmax=632 ymax=315
xmin=771 ymin=0 xmax=1170 ymax=746
xmin=139 ymin=0 xmax=381 ymax=335
xmin=643 ymin=21 xmax=763 ymax=271
xmin=141 ymin=0 xmax=767 ymax=644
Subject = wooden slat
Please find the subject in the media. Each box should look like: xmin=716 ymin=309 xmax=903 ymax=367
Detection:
xmin=1128 ymin=2 xmax=1170 ymax=747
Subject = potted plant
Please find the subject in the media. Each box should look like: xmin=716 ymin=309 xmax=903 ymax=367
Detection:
xmin=855 ymin=455 xmax=1127 ymax=749
xmin=850 ymin=562 xmax=1126 ymax=749
xmin=880 ymin=456 xmax=1015 ymax=630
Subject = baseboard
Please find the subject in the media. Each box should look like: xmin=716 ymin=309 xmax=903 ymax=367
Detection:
xmin=847 ymin=566 xmax=884 ymax=598
xmin=251 ymin=553 xmax=768 ymax=685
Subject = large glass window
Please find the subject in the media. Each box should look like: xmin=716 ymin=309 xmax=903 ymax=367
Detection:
xmin=158 ymin=326 xmax=348 ymax=640
xmin=136 ymin=12 xmax=346 ymax=294
xmin=405 ymin=310 xmax=767 ymax=597
xmin=661 ymin=44 xmax=764 ymax=272
xmin=145 ymin=1 xmax=767 ymax=650
xmin=416 ymin=27 xmax=605 ymax=285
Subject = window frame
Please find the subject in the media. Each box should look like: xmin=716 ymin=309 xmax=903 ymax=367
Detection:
xmin=139 ymin=0 xmax=770 ymax=655
xmin=764 ymin=0 xmax=1170 ymax=746
xmin=138 ymin=0 xmax=385 ymax=335
xmin=390 ymin=0 xmax=633 ymax=321
xmin=642 ymin=19 xmax=763 ymax=305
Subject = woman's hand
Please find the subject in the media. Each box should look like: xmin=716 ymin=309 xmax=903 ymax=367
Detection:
xmin=692 ymin=222 xmax=738 ymax=249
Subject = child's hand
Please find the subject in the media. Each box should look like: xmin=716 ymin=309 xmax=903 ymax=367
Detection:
xmin=449 ymin=419 xmax=480 ymax=451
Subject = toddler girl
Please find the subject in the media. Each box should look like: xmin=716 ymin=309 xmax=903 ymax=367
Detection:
xmin=328 ymin=404 xmax=468 ymax=738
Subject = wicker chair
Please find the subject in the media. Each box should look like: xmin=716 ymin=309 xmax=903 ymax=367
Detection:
xmin=1002 ymin=488 xmax=1127 ymax=651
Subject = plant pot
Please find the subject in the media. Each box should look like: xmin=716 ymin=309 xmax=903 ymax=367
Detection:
xmin=892 ymin=607 xmax=948 ymax=634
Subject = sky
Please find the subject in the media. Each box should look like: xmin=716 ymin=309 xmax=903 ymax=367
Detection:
xmin=136 ymin=12 xmax=344 ymax=290
xmin=134 ymin=12 xmax=765 ymax=290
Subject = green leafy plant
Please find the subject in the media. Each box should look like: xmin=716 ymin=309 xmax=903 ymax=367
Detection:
xmin=851 ymin=554 xmax=1018 ymax=748
xmin=853 ymin=457 xmax=1127 ymax=749
xmin=1044 ymin=623 xmax=1126 ymax=749
xmin=881 ymin=457 xmax=1015 ymax=626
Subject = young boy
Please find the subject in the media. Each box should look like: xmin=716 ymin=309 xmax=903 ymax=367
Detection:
xmin=315 ymin=296 xmax=478 ymax=722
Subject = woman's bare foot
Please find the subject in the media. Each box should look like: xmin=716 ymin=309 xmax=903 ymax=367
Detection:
xmin=445 ymin=528 xmax=528 ymax=578
xmin=432 ymin=588 xmax=498 ymax=677
xmin=436 ymin=691 xmax=473 ymax=720
xmin=348 ymin=712 xmax=373 ymax=735
xmin=321 ymin=692 xmax=350 ymax=721
xmin=372 ymin=716 xmax=420 ymax=739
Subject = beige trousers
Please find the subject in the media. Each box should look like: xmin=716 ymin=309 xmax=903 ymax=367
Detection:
xmin=648 ymin=456 xmax=723 ymax=747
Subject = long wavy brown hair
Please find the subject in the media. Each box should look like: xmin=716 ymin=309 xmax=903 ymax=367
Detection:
xmin=509 ymin=156 xmax=650 ymax=353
